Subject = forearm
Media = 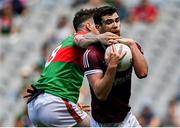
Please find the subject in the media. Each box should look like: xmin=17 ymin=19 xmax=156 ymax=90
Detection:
xmin=74 ymin=33 xmax=98 ymax=48
xmin=75 ymin=32 xmax=120 ymax=48
xmin=113 ymin=37 xmax=148 ymax=78
xmin=94 ymin=64 xmax=117 ymax=101
xmin=130 ymin=43 xmax=148 ymax=78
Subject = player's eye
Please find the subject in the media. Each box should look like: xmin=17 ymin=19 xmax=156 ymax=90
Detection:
xmin=103 ymin=18 xmax=120 ymax=25
xmin=115 ymin=18 xmax=120 ymax=23
xmin=104 ymin=19 xmax=114 ymax=25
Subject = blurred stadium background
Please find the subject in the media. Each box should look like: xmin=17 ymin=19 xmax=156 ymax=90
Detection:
xmin=0 ymin=0 xmax=179 ymax=127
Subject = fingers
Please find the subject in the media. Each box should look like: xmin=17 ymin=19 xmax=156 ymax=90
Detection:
xmin=108 ymin=36 xmax=121 ymax=40
xmin=77 ymin=103 xmax=82 ymax=108
xmin=78 ymin=103 xmax=90 ymax=109
xmin=107 ymin=37 xmax=124 ymax=45
xmin=109 ymin=45 xmax=126 ymax=62
xmin=119 ymin=50 xmax=127 ymax=60
xmin=108 ymin=39 xmax=119 ymax=44
xmin=102 ymin=33 xmax=136 ymax=46
xmin=23 ymin=94 xmax=32 ymax=98
xmin=105 ymin=32 xmax=120 ymax=39
xmin=78 ymin=103 xmax=91 ymax=112
xmin=27 ymin=89 xmax=34 ymax=93
xmin=111 ymin=44 xmax=115 ymax=52
xmin=115 ymin=38 xmax=127 ymax=44
xmin=114 ymin=38 xmax=136 ymax=46
xmin=116 ymin=45 xmax=126 ymax=60
xmin=81 ymin=105 xmax=91 ymax=110
xmin=107 ymin=34 xmax=121 ymax=42
xmin=99 ymin=32 xmax=121 ymax=45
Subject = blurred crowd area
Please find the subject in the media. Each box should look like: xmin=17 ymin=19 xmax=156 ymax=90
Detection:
xmin=0 ymin=0 xmax=180 ymax=127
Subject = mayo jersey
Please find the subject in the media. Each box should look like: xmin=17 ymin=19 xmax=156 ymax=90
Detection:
xmin=35 ymin=34 xmax=85 ymax=104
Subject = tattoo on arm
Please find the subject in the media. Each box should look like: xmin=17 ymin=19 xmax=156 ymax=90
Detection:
xmin=75 ymin=33 xmax=98 ymax=48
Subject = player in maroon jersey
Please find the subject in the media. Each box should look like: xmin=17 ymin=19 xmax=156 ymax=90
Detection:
xmin=83 ymin=6 xmax=148 ymax=127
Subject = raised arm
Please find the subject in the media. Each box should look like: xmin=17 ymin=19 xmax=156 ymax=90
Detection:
xmin=114 ymin=38 xmax=148 ymax=78
xmin=74 ymin=32 xmax=120 ymax=48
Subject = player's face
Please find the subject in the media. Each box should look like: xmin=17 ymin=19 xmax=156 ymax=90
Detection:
xmin=100 ymin=12 xmax=121 ymax=36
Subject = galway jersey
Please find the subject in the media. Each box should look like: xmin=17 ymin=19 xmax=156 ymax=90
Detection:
xmin=35 ymin=34 xmax=85 ymax=104
xmin=83 ymin=43 xmax=143 ymax=123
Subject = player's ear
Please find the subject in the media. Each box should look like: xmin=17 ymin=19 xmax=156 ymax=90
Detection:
xmin=86 ymin=22 xmax=91 ymax=31
xmin=86 ymin=22 xmax=94 ymax=31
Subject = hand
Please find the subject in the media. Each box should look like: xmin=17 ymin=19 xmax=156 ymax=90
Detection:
xmin=23 ymin=84 xmax=36 ymax=98
xmin=78 ymin=103 xmax=91 ymax=113
xmin=97 ymin=32 xmax=120 ymax=45
xmin=109 ymin=37 xmax=136 ymax=47
xmin=106 ymin=44 xmax=126 ymax=68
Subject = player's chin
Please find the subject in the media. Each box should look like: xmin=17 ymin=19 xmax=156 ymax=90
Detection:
xmin=111 ymin=30 xmax=120 ymax=36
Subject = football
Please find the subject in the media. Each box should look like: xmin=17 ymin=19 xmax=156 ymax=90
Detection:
xmin=104 ymin=43 xmax=132 ymax=72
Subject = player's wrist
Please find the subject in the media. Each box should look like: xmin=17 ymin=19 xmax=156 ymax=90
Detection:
xmin=108 ymin=63 xmax=118 ymax=69
xmin=128 ymin=41 xmax=137 ymax=48
xmin=97 ymin=34 xmax=103 ymax=43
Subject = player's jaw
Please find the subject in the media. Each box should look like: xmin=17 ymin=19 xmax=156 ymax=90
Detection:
xmin=105 ymin=27 xmax=120 ymax=36
xmin=110 ymin=29 xmax=120 ymax=36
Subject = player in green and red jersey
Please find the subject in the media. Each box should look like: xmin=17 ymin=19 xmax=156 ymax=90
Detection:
xmin=26 ymin=8 xmax=119 ymax=127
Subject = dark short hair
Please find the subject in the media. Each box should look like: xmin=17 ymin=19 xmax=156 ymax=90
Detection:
xmin=73 ymin=8 xmax=97 ymax=32
xmin=93 ymin=6 xmax=117 ymax=25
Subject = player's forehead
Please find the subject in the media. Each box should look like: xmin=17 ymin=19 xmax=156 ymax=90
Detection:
xmin=101 ymin=12 xmax=119 ymax=21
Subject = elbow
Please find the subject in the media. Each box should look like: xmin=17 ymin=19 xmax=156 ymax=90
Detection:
xmin=137 ymin=73 xmax=148 ymax=79
xmin=137 ymin=70 xmax=148 ymax=79
xmin=136 ymin=67 xmax=148 ymax=78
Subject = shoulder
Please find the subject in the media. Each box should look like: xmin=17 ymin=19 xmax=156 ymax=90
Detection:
xmin=83 ymin=45 xmax=105 ymax=72
xmin=88 ymin=44 xmax=104 ymax=57
xmin=87 ymin=44 xmax=99 ymax=52
xmin=60 ymin=34 xmax=76 ymax=47
xmin=84 ymin=44 xmax=104 ymax=62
